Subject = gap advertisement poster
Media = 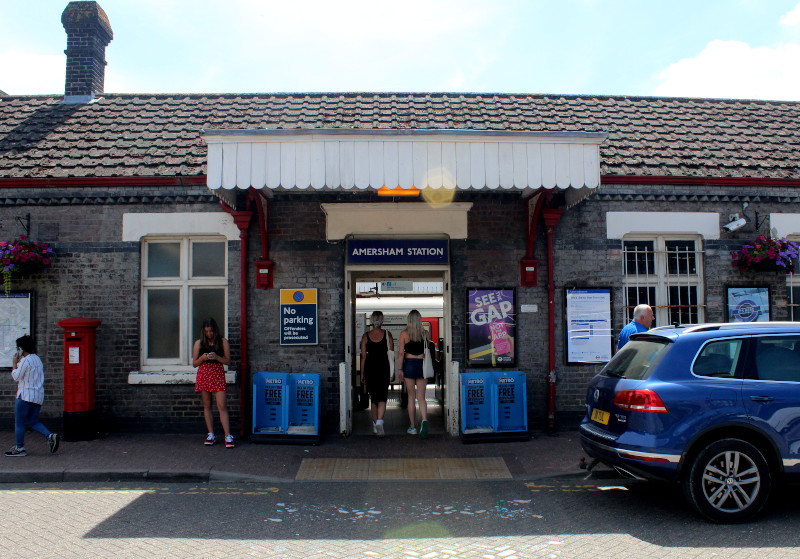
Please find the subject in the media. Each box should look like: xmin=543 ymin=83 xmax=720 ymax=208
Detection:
xmin=467 ymin=288 xmax=516 ymax=367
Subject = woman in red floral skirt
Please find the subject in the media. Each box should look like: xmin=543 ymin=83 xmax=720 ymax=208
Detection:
xmin=192 ymin=318 xmax=234 ymax=447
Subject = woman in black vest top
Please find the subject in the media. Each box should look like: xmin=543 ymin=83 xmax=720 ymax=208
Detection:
xmin=397 ymin=309 xmax=431 ymax=439
xmin=360 ymin=311 xmax=394 ymax=437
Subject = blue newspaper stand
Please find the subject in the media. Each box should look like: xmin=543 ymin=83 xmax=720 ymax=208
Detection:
xmin=252 ymin=372 xmax=321 ymax=444
xmin=494 ymin=371 xmax=528 ymax=435
xmin=460 ymin=372 xmax=494 ymax=437
xmin=286 ymin=372 xmax=321 ymax=443
xmin=460 ymin=371 xmax=529 ymax=443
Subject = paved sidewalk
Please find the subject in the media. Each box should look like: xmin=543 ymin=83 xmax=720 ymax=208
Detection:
xmin=0 ymin=429 xmax=591 ymax=483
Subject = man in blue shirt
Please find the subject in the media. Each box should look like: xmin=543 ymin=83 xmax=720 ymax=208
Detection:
xmin=616 ymin=304 xmax=654 ymax=351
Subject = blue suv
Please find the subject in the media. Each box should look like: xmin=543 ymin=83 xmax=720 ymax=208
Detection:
xmin=580 ymin=322 xmax=800 ymax=522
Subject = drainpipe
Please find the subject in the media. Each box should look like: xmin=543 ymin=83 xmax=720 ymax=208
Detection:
xmin=219 ymin=200 xmax=253 ymax=437
xmin=542 ymin=208 xmax=563 ymax=433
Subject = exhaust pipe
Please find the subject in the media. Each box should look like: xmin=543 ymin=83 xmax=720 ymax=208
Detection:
xmin=613 ymin=466 xmax=646 ymax=480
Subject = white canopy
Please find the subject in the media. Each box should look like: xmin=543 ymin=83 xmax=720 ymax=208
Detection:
xmin=202 ymin=129 xmax=606 ymax=194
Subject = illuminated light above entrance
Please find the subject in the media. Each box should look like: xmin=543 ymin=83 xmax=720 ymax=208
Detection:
xmin=376 ymin=185 xmax=420 ymax=197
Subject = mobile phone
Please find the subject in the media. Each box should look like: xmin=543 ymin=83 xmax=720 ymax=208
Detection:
xmin=489 ymin=322 xmax=511 ymax=355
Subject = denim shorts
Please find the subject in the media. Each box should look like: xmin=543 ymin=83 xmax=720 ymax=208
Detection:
xmin=403 ymin=357 xmax=424 ymax=379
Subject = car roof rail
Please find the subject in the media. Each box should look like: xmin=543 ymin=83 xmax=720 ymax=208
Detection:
xmin=682 ymin=322 xmax=800 ymax=333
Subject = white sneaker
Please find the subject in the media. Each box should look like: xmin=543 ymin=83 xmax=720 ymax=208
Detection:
xmin=225 ymin=435 xmax=236 ymax=448
xmin=204 ymin=433 xmax=216 ymax=446
xmin=376 ymin=423 xmax=385 ymax=437
xmin=407 ymin=427 xmax=418 ymax=435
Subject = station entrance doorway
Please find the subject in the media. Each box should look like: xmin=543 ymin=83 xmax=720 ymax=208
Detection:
xmin=341 ymin=267 xmax=456 ymax=437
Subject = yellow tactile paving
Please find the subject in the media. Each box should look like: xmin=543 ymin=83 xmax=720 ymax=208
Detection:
xmin=473 ymin=456 xmax=513 ymax=479
xmin=369 ymin=458 xmax=406 ymax=480
xmin=295 ymin=457 xmax=511 ymax=480
xmin=436 ymin=458 xmax=478 ymax=479
xmin=332 ymin=458 xmax=371 ymax=480
xmin=295 ymin=457 xmax=338 ymax=480
xmin=403 ymin=458 xmax=440 ymax=479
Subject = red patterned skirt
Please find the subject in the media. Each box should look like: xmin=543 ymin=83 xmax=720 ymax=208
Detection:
xmin=195 ymin=362 xmax=227 ymax=393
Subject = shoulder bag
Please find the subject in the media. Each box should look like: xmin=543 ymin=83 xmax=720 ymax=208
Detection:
xmin=422 ymin=339 xmax=435 ymax=379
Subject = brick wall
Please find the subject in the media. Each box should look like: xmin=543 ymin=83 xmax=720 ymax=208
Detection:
xmin=2 ymin=184 xmax=799 ymax=433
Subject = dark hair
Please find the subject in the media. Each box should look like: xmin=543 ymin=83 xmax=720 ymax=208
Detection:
xmin=199 ymin=318 xmax=222 ymax=352
xmin=16 ymin=334 xmax=35 ymax=354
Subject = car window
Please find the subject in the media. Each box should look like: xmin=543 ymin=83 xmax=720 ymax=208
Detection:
xmin=693 ymin=339 xmax=742 ymax=378
xmin=754 ymin=335 xmax=800 ymax=382
xmin=601 ymin=339 xmax=671 ymax=380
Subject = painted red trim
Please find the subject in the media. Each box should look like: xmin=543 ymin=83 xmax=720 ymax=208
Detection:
xmin=0 ymin=176 xmax=207 ymax=188
xmin=542 ymin=208 xmax=564 ymax=434
xmin=218 ymin=200 xmax=253 ymax=438
xmin=601 ymin=175 xmax=800 ymax=187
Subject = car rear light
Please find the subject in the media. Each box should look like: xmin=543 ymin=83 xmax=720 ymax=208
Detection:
xmin=613 ymin=389 xmax=668 ymax=413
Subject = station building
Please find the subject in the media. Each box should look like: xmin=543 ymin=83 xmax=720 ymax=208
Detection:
xmin=2 ymin=1 xmax=800 ymax=436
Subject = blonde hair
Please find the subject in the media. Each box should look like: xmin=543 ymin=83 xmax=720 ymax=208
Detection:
xmin=406 ymin=309 xmax=424 ymax=342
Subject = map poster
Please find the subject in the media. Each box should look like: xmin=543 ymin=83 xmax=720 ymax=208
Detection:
xmin=0 ymin=291 xmax=33 ymax=367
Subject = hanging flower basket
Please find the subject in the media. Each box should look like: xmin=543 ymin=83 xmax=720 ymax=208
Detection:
xmin=1 ymin=235 xmax=55 ymax=295
xmin=731 ymin=236 xmax=799 ymax=274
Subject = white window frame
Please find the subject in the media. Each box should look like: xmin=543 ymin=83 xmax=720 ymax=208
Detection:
xmin=140 ymin=235 xmax=228 ymax=372
xmin=622 ymin=234 xmax=705 ymax=327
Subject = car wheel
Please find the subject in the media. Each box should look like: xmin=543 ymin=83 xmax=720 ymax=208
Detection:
xmin=683 ymin=438 xmax=771 ymax=523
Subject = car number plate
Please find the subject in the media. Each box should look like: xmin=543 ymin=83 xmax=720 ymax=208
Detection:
xmin=591 ymin=408 xmax=610 ymax=425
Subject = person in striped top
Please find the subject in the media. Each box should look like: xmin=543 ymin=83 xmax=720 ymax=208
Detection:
xmin=5 ymin=335 xmax=59 ymax=457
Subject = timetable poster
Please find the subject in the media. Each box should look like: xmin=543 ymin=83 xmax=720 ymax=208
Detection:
xmin=566 ymin=288 xmax=612 ymax=363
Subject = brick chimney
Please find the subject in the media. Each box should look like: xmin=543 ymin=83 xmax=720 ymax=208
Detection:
xmin=61 ymin=1 xmax=113 ymax=103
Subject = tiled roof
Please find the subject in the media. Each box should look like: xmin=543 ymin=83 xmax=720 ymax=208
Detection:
xmin=1 ymin=92 xmax=799 ymax=180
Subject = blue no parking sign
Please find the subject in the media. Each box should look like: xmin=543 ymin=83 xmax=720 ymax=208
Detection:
xmin=280 ymin=289 xmax=318 ymax=345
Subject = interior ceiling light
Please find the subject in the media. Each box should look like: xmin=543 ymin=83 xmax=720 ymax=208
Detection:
xmin=376 ymin=185 xmax=421 ymax=197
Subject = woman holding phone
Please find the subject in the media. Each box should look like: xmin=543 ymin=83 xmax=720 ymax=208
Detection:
xmin=192 ymin=318 xmax=233 ymax=448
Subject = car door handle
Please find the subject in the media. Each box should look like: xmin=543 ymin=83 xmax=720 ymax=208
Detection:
xmin=750 ymin=396 xmax=775 ymax=402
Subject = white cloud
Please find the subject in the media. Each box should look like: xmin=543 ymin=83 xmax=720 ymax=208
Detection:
xmin=0 ymin=51 xmax=63 ymax=95
xmin=653 ymin=40 xmax=800 ymax=101
xmin=780 ymin=2 xmax=800 ymax=26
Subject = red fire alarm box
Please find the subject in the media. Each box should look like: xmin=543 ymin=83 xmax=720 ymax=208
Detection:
xmin=57 ymin=317 xmax=101 ymax=440
xmin=520 ymin=258 xmax=538 ymax=287
xmin=255 ymin=259 xmax=274 ymax=289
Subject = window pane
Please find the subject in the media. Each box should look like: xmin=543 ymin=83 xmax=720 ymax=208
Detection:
xmin=192 ymin=288 xmax=226 ymax=343
xmin=625 ymin=286 xmax=656 ymax=323
xmin=192 ymin=241 xmax=225 ymax=277
xmin=147 ymin=243 xmax=180 ymax=278
xmin=790 ymin=286 xmax=800 ymax=321
xmin=754 ymin=336 xmax=800 ymax=382
xmin=693 ymin=339 xmax=741 ymax=377
xmin=147 ymin=289 xmax=180 ymax=358
xmin=666 ymin=240 xmax=697 ymax=275
xmin=623 ymin=241 xmax=655 ymax=275
xmin=668 ymin=285 xmax=698 ymax=325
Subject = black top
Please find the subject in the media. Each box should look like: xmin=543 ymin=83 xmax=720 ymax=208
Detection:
xmin=405 ymin=338 xmax=425 ymax=355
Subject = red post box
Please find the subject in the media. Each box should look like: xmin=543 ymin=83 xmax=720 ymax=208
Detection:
xmin=58 ymin=317 xmax=101 ymax=440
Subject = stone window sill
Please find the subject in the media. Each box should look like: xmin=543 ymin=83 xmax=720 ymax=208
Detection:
xmin=128 ymin=371 xmax=237 ymax=385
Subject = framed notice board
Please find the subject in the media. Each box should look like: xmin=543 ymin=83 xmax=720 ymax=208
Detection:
xmin=0 ymin=291 xmax=33 ymax=367
xmin=565 ymin=287 xmax=612 ymax=364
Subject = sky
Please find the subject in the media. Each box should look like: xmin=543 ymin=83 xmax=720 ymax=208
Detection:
xmin=2 ymin=0 xmax=800 ymax=101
